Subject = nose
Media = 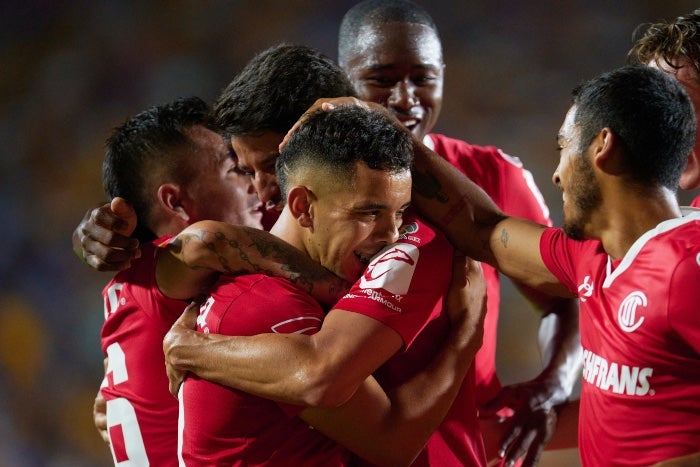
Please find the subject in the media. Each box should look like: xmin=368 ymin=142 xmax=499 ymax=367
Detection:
xmin=252 ymin=173 xmax=280 ymax=204
xmin=387 ymin=79 xmax=418 ymax=111
xmin=552 ymin=164 xmax=562 ymax=188
xmin=374 ymin=214 xmax=401 ymax=245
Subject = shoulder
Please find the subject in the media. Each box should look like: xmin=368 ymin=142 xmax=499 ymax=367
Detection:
xmin=428 ymin=133 xmax=517 ymax=164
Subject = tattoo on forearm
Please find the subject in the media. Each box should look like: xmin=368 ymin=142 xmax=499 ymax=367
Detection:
xmin=500 ymin=228 xmax=509 ymax=248
xmin=412 ymin=169 xmax=448 ymax=203
xmin=179 ymin=228 xmax=346 ymax=303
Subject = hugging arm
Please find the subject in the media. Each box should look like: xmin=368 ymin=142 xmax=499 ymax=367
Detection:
xmin=297 ymin=256 xmax=487 ymax=466
xmin=157 ymin=220 xmax=349 ymax=306
xmin=72 ymin=198 xmax=140 ymax=272
xmin=410 ymin=139 xmax=571 ymax=297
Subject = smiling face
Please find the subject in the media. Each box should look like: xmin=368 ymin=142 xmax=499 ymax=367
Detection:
xmin=342 ymin=22 xmax=444 ymax=140
xmin=185 ymin=125 xmax=262 ymax=229
xmin=552 ymin=106 xmax=602 ymax=240
xmin=230 ymin=131 xmax=285 ymax=212
xmin=302 ymin=162 xmax=412 ymax=282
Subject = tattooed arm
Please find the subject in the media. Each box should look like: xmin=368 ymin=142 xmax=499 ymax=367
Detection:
xmin=156 ymin=220 xmax=350 ymax=307
xmin=410 ymin=139 xmax=570 ymax=297
xmin=277 ymin=96 xmax=567 ymax=296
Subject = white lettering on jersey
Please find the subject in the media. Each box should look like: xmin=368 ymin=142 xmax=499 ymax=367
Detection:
xmin=196 ymin=297 xmax=215 ymax=334
xmin=577 ymin=275 xmax=594 ymax=302
xmin=617 ymin=291 xmax=646 ymax=333
xmin=582 ymin=348 xmax=653 ymax=396
xmin=104 ymin=282 xmax=124 ymax=319
xmin=360 ymin=288 xmax=403 ymax=312
xmin=360 ymin=243 xmax=419 ymax=295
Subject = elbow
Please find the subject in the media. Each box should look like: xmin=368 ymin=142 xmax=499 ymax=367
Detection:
xmin=294 ymin=366 xmax=359 ymax=408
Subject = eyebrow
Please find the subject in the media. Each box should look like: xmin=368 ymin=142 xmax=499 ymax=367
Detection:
xmin=364 ymin=63 xmax=441 ymax=72
xmin=353 ymin=200 xmax=411 ymax=211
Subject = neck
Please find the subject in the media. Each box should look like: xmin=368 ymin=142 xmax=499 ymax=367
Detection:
xmin=594 ymin=185 xmax=681 ymax=260
xmin=269 ymin=208 xmax=307 ymax=253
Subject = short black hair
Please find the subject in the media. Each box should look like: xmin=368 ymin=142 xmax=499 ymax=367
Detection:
xmin=213 ymin=44 xmax=356 ymax=139
xmin=338 ymin=0 xmax=440 ymax=67
xmin=102 ymin=96 xmax=210 ymax=242
xmin=277 ymin=105 xmax=412 ymax=198
xmin=573 ymin=65 xmax=696 ymax=190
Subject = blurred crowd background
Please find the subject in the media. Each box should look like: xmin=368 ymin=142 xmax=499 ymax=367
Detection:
xmin=1 ymin=1 xmax=698 ymax=465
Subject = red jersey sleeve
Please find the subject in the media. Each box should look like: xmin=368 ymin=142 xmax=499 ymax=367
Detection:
xmin=333 ymin=212 xmax=453 ymax=349
xmin=538 ymin=227 xmax=580 ymax=294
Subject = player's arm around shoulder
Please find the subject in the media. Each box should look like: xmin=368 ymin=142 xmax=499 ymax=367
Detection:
xmin=162 ymin=219 xmax=349 ymax=307
xmin=487 ymin=217 xmax=572 ymax=298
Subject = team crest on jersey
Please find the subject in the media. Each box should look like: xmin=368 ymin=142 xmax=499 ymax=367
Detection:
xmin=617 ymin=291 xmax=647 ymax=333
xmin=399 ymin=221 xmax=419 ymax=236
xmin=360 ymin=243 xmax=419 ymax=295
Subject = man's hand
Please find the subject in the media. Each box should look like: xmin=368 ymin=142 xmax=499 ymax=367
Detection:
xmin=93 ymin=388 xmax=110 ymax=445
xmin=445 ymin=254 xmax=487 ymax=353
xmin=163 ymin=300 xmax=202 ymax=397
xmin=72 ymin=197 xmax=140 ymax=271
xmin=279 ymin=97 xmax=387 ymax=152
xmin=480 ymin=379 xmax=567 ymax=466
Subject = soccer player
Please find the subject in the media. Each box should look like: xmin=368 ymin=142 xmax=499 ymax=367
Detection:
xmin=407 ymin=65 xmax=700 ymax=466
xmin=168 ymin=105 xmax=487 ymax=466
xmin=85 ymin=46 xmax=490 ymax=466
xmin=97 ymin=96 xmax=261 ymax=465
xmin=628 ymin=8 xmax=700 ymax=208
xmin=213 ymin=44 xmax=357 ymax=231
xmin=94 ymin=96 xmax=349 ymax=465
xmin=164 ymin=44 xmax=488 ymax=466
xmin=336 ymin=1 xmax=581 ymax=463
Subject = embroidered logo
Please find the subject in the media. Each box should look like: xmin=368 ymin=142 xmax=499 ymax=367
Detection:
xmin=617 ymin=291 xmax=647 ymax=333
xmin=399 ymin=221 xmax=418 ymax=235
xmin=577 ymin=275 xmax=593 ymax=302
xmin=360 ymin=243 xmax=419 ymax=295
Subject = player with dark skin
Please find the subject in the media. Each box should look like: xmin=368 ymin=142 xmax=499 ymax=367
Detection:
xmin=74 ymin=16 xmax=579 ymax=467
xmin=336 ymin=2 xmax=581 ymax=465
xmin=402 ymin=65 xmax=699 ymax=467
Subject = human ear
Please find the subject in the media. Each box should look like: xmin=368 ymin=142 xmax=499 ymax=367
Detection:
xmin=679 ymin=149 xmax=700 ymax=190
xmin=592 ymin=128 xmax=624 ymax=175
xmin=157 ymin=183 xmax=190 ymax=223
xmin=288 ymin=186 xmax=314 ymax=228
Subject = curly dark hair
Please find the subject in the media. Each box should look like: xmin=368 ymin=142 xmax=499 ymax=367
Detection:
xmin=628 ymin=9 xmax=700 ymax=76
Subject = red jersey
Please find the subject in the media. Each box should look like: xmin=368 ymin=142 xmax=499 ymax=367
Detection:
xmin=540 ymin=211 xmax=700 ymax=466
xmin=100 ymin=236 xmax=182 ymax=466
xmin=690 ymin=194 xmax=700 ymax=208
xmin=427 ymin=133 xmax=553 ymax=405
xmin=179 ymin=274 xmax=351 ymax=466
xmin=334 ymin=210 xmax=487 ymax=467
